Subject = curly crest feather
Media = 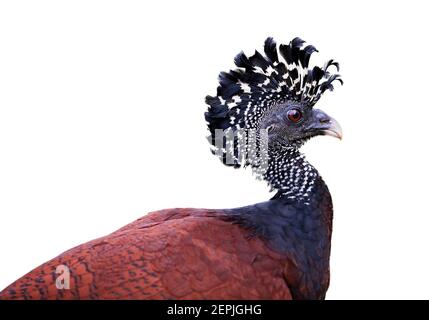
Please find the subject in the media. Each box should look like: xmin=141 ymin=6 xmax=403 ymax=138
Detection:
xmin=205 ymin=37 xmax=342 ymax=168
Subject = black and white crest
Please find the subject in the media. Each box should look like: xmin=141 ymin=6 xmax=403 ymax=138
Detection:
xmin=205 ymin=37 xmax=342 ymax=168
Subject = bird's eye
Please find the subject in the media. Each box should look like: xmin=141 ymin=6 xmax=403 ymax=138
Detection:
xmin=287 ymin=109 xmax=303 ymax=123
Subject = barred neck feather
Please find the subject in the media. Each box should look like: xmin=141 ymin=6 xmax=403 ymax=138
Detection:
xmin=266 ymin=144 xmax=318 ymax=203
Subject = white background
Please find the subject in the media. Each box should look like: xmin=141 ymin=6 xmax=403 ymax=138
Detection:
xmin=1 ymin=1 xmax=428 ymax=299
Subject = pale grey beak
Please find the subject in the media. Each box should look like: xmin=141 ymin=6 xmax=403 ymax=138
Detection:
xmin=309 ymin=109 xmax=343 ymax=140
xmin=321 ymin=117 xmax=343 ymax=140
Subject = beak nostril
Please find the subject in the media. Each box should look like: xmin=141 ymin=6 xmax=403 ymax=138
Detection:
xmin=320 ymin=118 xmax=330 ymax=124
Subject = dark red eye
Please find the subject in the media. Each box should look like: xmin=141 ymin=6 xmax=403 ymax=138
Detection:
xmin=287 ymin=109 xmax=303 ymax=123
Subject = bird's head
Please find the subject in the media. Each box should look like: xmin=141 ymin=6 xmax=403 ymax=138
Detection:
xmin=260 ymin=103 xmax=342 ymax=148
xmin=205 ymin=37 xmax=342 ymax=170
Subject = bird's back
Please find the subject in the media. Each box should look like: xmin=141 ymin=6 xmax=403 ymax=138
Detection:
xmin=0 ymin=208 xmax=294 ymax=300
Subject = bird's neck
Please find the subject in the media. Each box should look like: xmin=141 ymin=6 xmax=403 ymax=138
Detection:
xmin=225 ymin=155 xmax=333 ymax=298
xmin=264 ymin=144 xmax=319 ymax=203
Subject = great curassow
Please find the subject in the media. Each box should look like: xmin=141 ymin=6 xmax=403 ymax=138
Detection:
xmin=0 ymin=37 xmax=342 ymax=300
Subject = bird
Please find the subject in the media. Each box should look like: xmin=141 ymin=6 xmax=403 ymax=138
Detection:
xmin=0 ymin=37 xmax=343 ymax=300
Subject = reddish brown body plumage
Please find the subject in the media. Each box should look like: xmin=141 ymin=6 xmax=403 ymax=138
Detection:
xmin=0 ymin=209 xmax=294 ymax=300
